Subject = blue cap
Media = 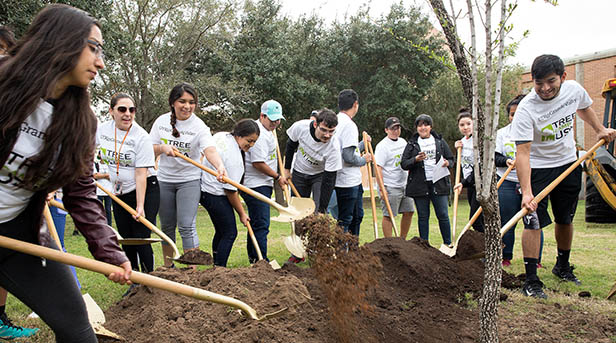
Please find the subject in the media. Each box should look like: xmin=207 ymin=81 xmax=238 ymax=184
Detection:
xmin=261 ymin=100 xmax=284 ymax=121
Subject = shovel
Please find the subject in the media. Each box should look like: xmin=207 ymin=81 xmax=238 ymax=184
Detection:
xmin=363 ymin=132 xmax=379 ymax=240
xmin=451 ymin=146 xmax=463 ymax=242
xmin=173 ymin=151 xmax=314 ymax=222
xmin=366 ymin=139 xmax=399 ymax=237
xmin=272 ymin=130 xmax=308 ymax=259
xmin=48 ymin=199 xmax=162 ymax=246
xmin=451 ymin=139 xmax=605 ymax=260
xmin=43 ymin=203 xmax=123 ymax=340
xmin=0 ymin=234 xmax=286 ymax=321
xmin=439 ymin=161 xmax=515 ymax=257
xmin=94 ymin=182 xmax=204 ymax=265
xmin=245 ymin=221 xmax=281 ymax=270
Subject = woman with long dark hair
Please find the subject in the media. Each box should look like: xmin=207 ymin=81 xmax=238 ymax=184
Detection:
xmin=0 ymin=4 xmax=131 ymax=342
xmin=97 ymin=93 xmax=158 ymax=283
xmin=150 ymin=83 xmax=225 ymax=267
xmin=200 ymin=119 xmax=259 ymax=267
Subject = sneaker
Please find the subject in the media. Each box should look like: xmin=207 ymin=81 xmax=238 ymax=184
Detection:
xmin=122 ymin=283 xmax=139 ymax=297
xmin=0 ymin=313 xmax=39 ymax=339
xmin=552 ymin=263 xmax=581 ymax=285
xmin=537 ymin=262 xmax=543 ymax=269
xmin=287 ymin=255 xmax=305 ymax=264
xmin=521 ymin=279 xmax=547 ymax=299
xmin=502 ymin=259 xmax=511 ymax=267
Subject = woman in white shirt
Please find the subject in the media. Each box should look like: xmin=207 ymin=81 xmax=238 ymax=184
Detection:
xmin=97 ymin=93 xmax=157 ymax=276
xmin=200 ymin=119 xmax=259 ymax=267
xmin=150 ymin=83 xmax=225 ymax=267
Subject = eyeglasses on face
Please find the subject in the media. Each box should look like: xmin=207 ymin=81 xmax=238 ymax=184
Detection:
xmin=87 ymin=39 xmax=104 ymax=59
xmin=116 ymin=106 xmax=136 ymax=113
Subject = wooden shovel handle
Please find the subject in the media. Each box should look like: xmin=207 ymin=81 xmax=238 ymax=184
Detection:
xmin=272 ymin=130 xmax=292 ymax=202
xmin=173 ymin=151 xmax=291 ymax=214
xmin=43 ymin=203 xmax=63 ymax=250
xmin=366 ymin=139 xmax=398 ymax=237
xmin=94 ymin=182 xmax=180 ymax=258
xmin=452 ymin=146 xmax=462 ymax=240
xmin=500 ymin=139 xmax=606 ymax=236
xmin=0 ymin=234 xmax=260 ymax=320
xmin=245 ymin=221 xmax=263 ymax=261
xmin=363 ymin=132 xmax=379 ymax=240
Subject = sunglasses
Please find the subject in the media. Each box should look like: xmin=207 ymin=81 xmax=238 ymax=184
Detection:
xmin=116 ymin=106 xmax=136 ymax=114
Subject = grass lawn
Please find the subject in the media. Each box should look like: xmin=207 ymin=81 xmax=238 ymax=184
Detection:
xmin=5 ymin=197 xmax=616 ymax=339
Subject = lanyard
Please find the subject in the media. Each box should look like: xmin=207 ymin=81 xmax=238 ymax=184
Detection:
xmin=114 ymin=125 xmax=131 ymax=178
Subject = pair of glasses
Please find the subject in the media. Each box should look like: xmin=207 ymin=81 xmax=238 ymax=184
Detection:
xmin=87 ymin=39 xmax=104 ymax=59
xmin=117 ymin=106 xmax=136 ymax=113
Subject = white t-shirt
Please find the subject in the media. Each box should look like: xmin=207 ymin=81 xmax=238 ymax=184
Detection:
xmin=150 ymin=113 xmax=214 ymax=182
xmin=374 ymin=136 xmax=407 ymax=187
xmin=94 ymin=161 xmax=113 ymax=196
xmin=243 ymin=119 xmax=277 ymax=188
xmin=0 ymin=101 xmax=53 ymax=223
xmin=334 ymin=113 xmax=362 ymax=188
xmin=510 ymin=80 xmax=592 ymax=168
xmin=287 ymin=119 xmax=342 ymax=175
xmin=460 ymin=135 xmax=474 ymax=180
xmin=96 ymin=120 xmax=155 ymax=194
xmin=495 ymin=124 xmax=518 ymax=182
xmin=201 ymin=132 xmax=244 ymax=196
xmin=417 ymin=135 xmax=436 ymax=181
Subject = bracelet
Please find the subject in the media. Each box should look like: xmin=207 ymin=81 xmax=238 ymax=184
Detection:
xmin=275 ymin=174 xmax=281 ymax=181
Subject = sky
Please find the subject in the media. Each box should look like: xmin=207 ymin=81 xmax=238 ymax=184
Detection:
xmin=279 ymin=0 xmax=615 ymax=67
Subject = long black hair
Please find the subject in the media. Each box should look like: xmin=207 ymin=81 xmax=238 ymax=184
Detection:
xmin=0 ymin=4 xmax=100 ymax=191
xmin=168 ymin=83 xmax=198 ymax=138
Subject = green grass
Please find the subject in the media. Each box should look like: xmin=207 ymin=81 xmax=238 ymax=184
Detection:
xmin=5 ymin=198 xmax=616 ymax=340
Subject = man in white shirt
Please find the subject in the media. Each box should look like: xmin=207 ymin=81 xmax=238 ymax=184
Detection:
xmin=241 ymin=99 xmax=287 ymax=263
xmin=374 ymin=117 xmax=414 ymax=238
xmin=512 ymin=54 xmax=616 ymax=299
xmin=334 ymin=89 xmax=372 ymax=236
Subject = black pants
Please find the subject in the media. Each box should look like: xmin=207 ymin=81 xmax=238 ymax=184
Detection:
xmin=0 ymin=207 xmax=96 ymax=342
xmin=467 ymin=186 xmax=484 ymax=232
xmin=113 ymin=176 xmax=160 ymax=272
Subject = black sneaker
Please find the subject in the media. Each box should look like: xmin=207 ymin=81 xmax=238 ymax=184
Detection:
xmin=552 ymin=263 xmax=581 ymax=285
xmin=522 ymin=279 xmax=547 ymax=299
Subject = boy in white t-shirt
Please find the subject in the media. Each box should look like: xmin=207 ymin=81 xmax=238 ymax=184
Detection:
xmin=333 ymin=89 xmax=372 ymax=236
xmin=241 ymin=100 xmax=287 ymax=263
xmin=511 ymin=54 xmax=616 ymax=299
xmin=374 ymin=117 xmax=414 ymax=239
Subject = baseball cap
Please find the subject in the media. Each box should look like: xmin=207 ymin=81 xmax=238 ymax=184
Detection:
xmin=260 ymin=100 xmax=285 ymax=121
xmin=385 ymin=117 xmax=402 ymax=129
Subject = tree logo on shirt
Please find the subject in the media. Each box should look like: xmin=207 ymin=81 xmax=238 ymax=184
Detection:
xmin=298 ymin=146 xmax=319 ymax=166
xmin=504 ymin=142 xmax=515 ymax=158
xmin=394 ymin=154 xmax=402 ymax=167
xmin=540 ymin=113 xmax=575 ymax=142
xmin=160 ymin=138 xmax=191 ymax=154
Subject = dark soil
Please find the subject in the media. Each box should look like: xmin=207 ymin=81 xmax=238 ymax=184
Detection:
xmin=455 ymin=229 xmax=486 ymax=260
xmin=176 ymin=249 xmax=213 ymax=265
xmin=100 ymin=216 xmax=615 ymax=342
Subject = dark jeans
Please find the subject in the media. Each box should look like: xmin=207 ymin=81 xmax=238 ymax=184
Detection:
xmin=292 ymin=170 xmax=323 ymax=209
xmin=97 ymin=195 xmax=113 ymax=226
xmin=113 ymin=177 xmax=159 ymax=273
xmin=335 ymin=184 xmax=363 ymax=236
xmin=0 ymin=206 xmax=96 ymax=342
xmin=412 ymin=182 xmax=451 ymax=245
xmin=241 ymin=186 xmax=272 ymax=263
xmin=200 ymin=191 xmax=237 ymax=267
xmin=499 ymin=180 xmax=543 ymax=261
xmin=467 ymin=186 xmax=484 ymax=233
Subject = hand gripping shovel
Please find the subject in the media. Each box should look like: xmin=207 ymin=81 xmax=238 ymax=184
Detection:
xmin=272 ymin=129 xmax=309 ymax=259
xmin=439 ymin=161 xmax=515 ymax=257
xmin=48 ymin=199 xmax=162 ymax=246
xmin=363 ymin=132 xmax=379 ymax=239
xmin=94 ymin=182 xmax=204 ymax=265
xmin=454 ymin=139 xmax=605 ymax=260
xmin=366 ymin=138 xmax=399 ymax=237
xmin=173 ymin=151 xmax=314 ymax=222
xmin=451 ymin=146 xmax=463 ymax=242
xmin=0 ymin=235 xmax=287 ymax=321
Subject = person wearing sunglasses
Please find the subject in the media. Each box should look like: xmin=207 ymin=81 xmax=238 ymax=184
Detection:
xmin=96 ymin=93 xmax=156 ymax=284
xmin=0 ymin=4 xmax=131 ymax=342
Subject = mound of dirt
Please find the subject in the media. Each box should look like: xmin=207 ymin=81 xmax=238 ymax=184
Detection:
xmin=454 ymin=229 xmax=486 ymax=260
xmin=176 ymin=249 xmax=213 ymax=265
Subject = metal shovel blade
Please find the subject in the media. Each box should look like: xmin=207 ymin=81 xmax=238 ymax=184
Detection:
xmin=271 ymin=197 xmax=315 ymax=222
xmin=284 ymin=234 xmax=306 ymax=259
xmin=439 ymin=244 xmax=456 ymax=257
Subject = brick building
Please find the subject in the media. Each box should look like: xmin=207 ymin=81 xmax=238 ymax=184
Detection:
xmin=520 ymin=48 xmax=616 ymax=149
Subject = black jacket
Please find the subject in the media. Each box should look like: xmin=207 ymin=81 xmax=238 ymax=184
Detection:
xmin=400 ymin=131 xmax=454 ymax=197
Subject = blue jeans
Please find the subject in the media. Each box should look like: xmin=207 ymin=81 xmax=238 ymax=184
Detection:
xmin=49 ymin=202 xmax=81 ymax=288
xmin=412 ymin=183 xmax=451 ymax=245
xmin=499 ymin=180 xmax=543 ymax=261
xmin=97 ymin=195 xmax=113 ymax=226
xmin=327 ymin=191 xmax=338 ymax=220
xmin=200 ymin=192 xmax=237 ymax=267
xmin=335 ymin=185 xmax=363 ymax=236
xmin=241 ymin=186 xmax=272 ymax=263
